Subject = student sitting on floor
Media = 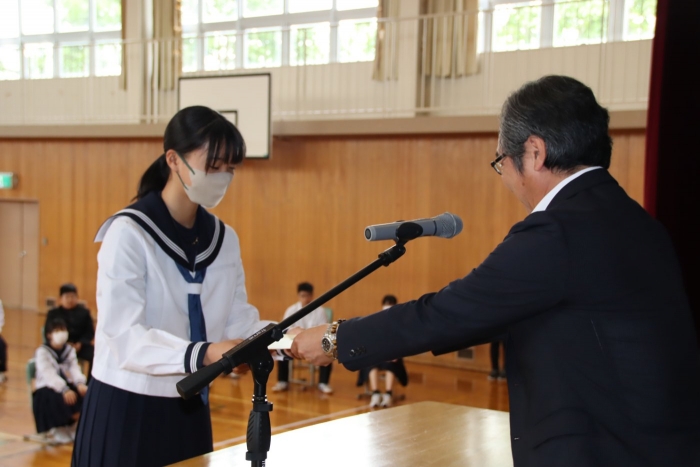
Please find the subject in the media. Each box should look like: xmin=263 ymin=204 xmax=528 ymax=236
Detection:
xmin=32 ymin=318 xmax=88 ymax=444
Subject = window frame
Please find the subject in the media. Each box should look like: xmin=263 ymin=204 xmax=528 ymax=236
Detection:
xmin=0 ymin=0 xmax=121 ymax=80
xmin=484 ymin=0 xmax=653 ymax=53
xmin=181 ymin=0 xmax=378 ymax=71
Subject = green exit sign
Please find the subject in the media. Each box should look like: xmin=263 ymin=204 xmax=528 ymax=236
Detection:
xmin=0 ymin=172 xmax=17 ymax=189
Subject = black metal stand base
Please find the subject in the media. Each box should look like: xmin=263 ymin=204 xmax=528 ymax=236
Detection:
xmin=245 ymin=351 xmax=274 ymax=466
xmin=178 ymin=236 xmax=417 ymax=467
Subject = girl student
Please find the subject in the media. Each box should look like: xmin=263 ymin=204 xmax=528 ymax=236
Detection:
xmin=32 ymin=318 xmax=88 ymax=444
xmin=72 ymin=106 xmax=272 ymax=467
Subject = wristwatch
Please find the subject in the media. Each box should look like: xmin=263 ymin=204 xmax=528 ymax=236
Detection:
xmin=321 ymin=320 xmax=344 ymax=359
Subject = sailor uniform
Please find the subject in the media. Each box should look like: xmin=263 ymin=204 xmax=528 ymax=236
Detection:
xmin=72 ymin=192 xmax=270 ymax=467
xmin=33 ymin=344 xmax=86 ymax=433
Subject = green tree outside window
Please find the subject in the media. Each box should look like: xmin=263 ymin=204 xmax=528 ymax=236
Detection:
xmin=0 ymin=46 xmax=21 ymax=80
xmin=493 ymin=2 xmax=541 ymax=52
xmin=338 ymin=20 xmax=376 ymax=62
xmin=291 ymin=24 xmax=330 ymax=65
xmin=244 ymin=0 xmax=283 ymax=18
xmin=625 ymin=0 xmax=656 ymax=40
xmin=58 ymin=0 xmax=89 ymax=32
xmin=554 ymin=0 xmax=607 ymax=46
xmin=245 ymin=29 xmax=281 ymax=67
xmin=205 ymin=33 xmax=237 ymax=70
xmin=61 ymin=45 xmax=89 ymax=77
xmin=204 ymin=0 xmax=238 ymax=23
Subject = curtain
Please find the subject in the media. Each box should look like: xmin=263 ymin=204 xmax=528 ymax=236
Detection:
xmin=420 ymin=0 xmax=478 ymax=78
xmin=152 ymin=0 xmax=181 ymax=91
xmin=644 ymin=0 xmax=700 ymax=338
xmin=372 ymin=0 xmax=400 ymax=81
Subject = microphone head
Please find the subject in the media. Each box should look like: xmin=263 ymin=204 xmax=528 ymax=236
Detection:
xmin=435 ymin=212 xmax=463 ymax=238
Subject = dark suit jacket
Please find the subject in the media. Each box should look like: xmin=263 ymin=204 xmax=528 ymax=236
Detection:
xmin=337 ymin=170 xmax=700 ymax=466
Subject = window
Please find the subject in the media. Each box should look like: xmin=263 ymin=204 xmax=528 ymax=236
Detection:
xmin=488 ymin=0 xmax=656 ymax=52
xmin=0 ymin=0 xmax=122 ymax=80
xmin=181 ymin=0 xmax=378 ymax=71
xmin=337 ymin=19 xmax=377 ymax=63
xmin=492 ymin=1 xmax=542 ymax=52
xmin=245 ymin=28 xmax=282 ymax=68
xmin=554 ymin=0 xmax=607 ymax=47
xmin=624 ymin=0 xmax=656 ymax=40
xmin=290 ymin=23 xmax=330 ymax=65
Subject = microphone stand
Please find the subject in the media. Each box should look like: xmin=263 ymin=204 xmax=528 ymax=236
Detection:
xmin=176 ymin=223 xmax=422 ymax=467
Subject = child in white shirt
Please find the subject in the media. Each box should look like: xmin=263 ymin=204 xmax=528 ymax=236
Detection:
xmin=31 ymin=318 xmax=87 ymax=444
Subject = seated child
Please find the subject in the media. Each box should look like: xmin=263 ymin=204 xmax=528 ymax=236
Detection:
xmin=356 ymin=295 xmax=409 ymax=408
xmin=32 ymin=318 xmax=88 ymax=444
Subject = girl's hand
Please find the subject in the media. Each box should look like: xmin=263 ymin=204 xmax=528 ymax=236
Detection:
xmin=63 ymin=390 xmax=78 ymax=405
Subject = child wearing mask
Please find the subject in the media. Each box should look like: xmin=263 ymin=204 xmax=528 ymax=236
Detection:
xmin=30 ymin=318 xmax=88 ymax=444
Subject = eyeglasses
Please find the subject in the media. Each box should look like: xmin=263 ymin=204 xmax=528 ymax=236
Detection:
xmin=490 ymin=152 xmax=507 ymax=175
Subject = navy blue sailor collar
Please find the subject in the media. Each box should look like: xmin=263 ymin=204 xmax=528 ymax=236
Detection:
xmin=94 ymin=191 xmax=225 ymax=272
xmin=41 ymin=343 xmax=72 ymax=364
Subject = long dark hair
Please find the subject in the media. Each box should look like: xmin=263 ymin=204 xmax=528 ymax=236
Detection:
xmin=136 ymin=106 xmax=246 ymax=199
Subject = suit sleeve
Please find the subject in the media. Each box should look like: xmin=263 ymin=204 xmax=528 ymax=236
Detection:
xmin=337 ymin=214 xmax=568 ymax=371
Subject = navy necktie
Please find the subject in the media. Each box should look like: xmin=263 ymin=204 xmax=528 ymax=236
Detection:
xmin=176 ymin=263 xmax=209 ymax=404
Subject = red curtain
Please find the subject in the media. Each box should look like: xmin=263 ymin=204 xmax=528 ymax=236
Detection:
xmin=644 ymin=0 xmax=700 ymax=337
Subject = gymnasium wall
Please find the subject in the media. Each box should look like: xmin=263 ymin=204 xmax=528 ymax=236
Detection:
xmin=0 ymin=131 xmax=645 ymax=367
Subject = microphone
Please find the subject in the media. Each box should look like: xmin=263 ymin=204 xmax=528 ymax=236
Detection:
xmin=364 ymin=212 xmax=463 ymax=242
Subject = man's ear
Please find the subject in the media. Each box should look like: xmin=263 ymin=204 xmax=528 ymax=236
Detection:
xmin=529 ymin=136 xmax=547 ymax=172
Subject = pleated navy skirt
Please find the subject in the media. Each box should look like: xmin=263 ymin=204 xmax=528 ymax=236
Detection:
xmin=356 ymin=358 xmax=409 ymax=387
xmin=71 ymin=378 xmax=212 ymax=467
xmin=33 ymin=386 xmax=82 ymax=433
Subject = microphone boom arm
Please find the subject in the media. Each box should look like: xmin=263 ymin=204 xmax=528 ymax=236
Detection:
xmin=176 ymin=239 xmax=410 ymax=467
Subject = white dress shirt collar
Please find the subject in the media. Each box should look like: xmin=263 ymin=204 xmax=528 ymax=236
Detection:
xmin=531 ymin=167 xmax=603 ymax=213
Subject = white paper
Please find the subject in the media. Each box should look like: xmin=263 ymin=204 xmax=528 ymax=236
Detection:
xmin=267 ymin=334 xmax=295 ymax=350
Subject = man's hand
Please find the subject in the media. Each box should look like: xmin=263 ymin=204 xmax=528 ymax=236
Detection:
xmin=204 ymin=339 xmax=246 ymax=369
xmin=77 ymin=384 xmax=88 ymax=397
xmin=63 ymin=389 xmax=78 ymax=405
xmin=290 ymin=325 xmax=334 ymax=366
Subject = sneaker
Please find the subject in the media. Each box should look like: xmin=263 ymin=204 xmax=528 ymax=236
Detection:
xmin=498 ymin=370 xmax=507 ymax=381
xmin=23 ymin=432 xmax=53 ymax=444
xmin=272 ymin=381 xmax=288 ymax=392
xmin=487 ymin=369 xmax=498 ymax=381
xmin=369 ymin=392 xmax=382 ymax=408
xmin=381 ymin=393 xmax=393 ymax=408
xmin=317 ymin=383 xmax=333 ymax=394
xmin=51 ymin=426 xmax=74 ymax=445
xmin=0 ymin=373 xmax=7 ymax=384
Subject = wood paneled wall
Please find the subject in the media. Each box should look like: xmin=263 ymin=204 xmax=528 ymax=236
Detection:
xmin=0 ymin=131 xmax=645 ymax=367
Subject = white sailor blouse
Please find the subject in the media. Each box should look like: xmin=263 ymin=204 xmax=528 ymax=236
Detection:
xmin=92 ymin=192 xmax=270 ymax=398
xmin=34 ymin=344 xmax=87 ymax=393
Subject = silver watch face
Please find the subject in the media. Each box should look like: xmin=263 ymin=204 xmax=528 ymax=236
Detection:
xmin=321 ymin=337 xmax=333 ymax=354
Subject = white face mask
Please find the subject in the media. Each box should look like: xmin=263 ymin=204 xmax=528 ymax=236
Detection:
xmin=51 ymin=330 xmax=69 ymax=347
xmin=176 ymin=154 xmax=233 ymax=209
xmin=382 ymin=305 xmax=392 ymax=310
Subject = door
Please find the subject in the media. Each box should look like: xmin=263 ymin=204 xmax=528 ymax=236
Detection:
xmin=0 ymin=200 xmax=39 ymax=310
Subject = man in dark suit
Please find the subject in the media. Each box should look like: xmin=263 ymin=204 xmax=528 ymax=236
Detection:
xmin=290 ymin=76 xmax=700 ymax=466
xmin=45 ymin=283 xmax=95 ymax=380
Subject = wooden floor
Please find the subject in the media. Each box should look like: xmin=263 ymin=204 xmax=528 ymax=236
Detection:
xmin=0 ymin=308 xmax=509 ymax=467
